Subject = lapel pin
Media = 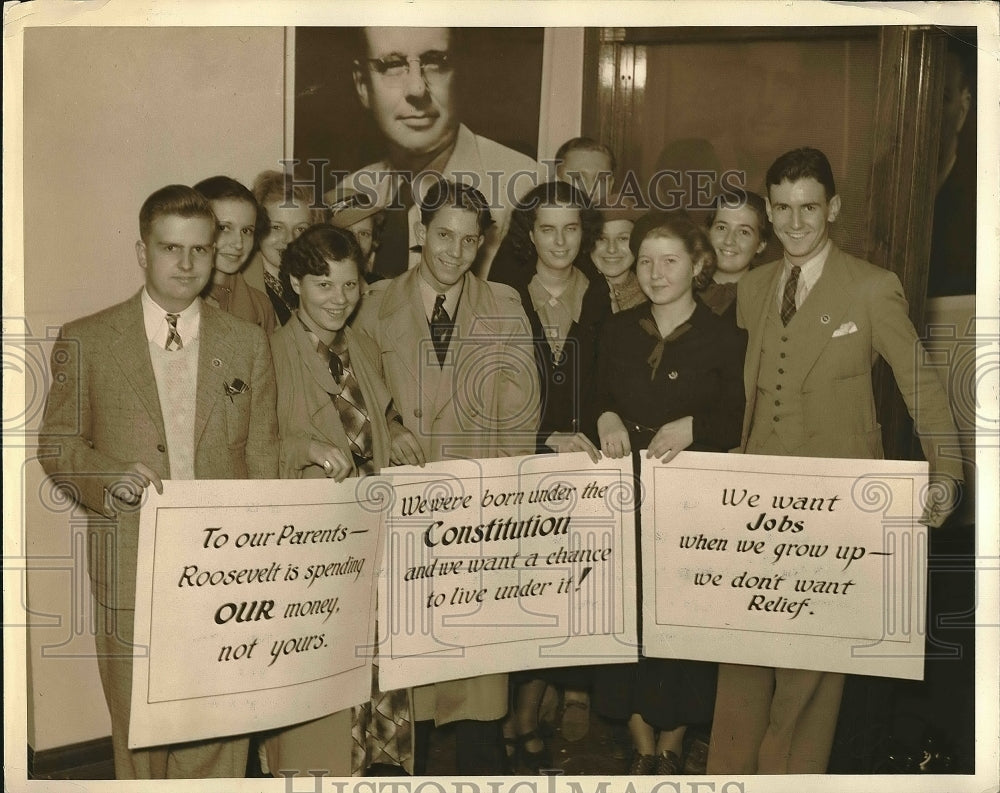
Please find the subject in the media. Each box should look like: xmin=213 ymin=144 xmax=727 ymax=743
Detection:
xmin=212 ymin=358 xmax=223 ymax=368
xmin=820 ymin=314 xmax=831 ymax=324
xmin=668 ymin=370 xmax=679 ymax=380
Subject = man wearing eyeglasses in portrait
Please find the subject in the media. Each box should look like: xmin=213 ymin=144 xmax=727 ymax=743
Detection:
xmin=332 ymin=27 xmax=543 ymax=281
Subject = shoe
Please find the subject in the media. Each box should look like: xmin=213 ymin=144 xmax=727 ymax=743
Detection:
xmin=502 ymin=733 xmax=519 ymax=774
xmin=538 ymin=683 xmax=559 ymax=732
xmin=515 ymin=730 xmax=551 ymax=774
xmin=629 ymin=753 xmax=657 ymax=774
xmin=654 ymin=750 xmax=683 ymax=775
xmin=918 ymin=732 xmax=955 ymax=773
xmin=560 ymin=698 xmax=590 ymax=742
xmin=682 ymin=735 xmax=708 ymax=774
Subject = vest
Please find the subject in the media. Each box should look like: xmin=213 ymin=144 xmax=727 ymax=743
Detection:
xmin=746 ymin=297 xmax=808 ymax=455
xmin=148 ymin=338 xmax=199 ymax=479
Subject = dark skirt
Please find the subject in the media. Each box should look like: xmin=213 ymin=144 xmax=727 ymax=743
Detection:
xmin=592 ymin=657 xmax=717 ymax=731
xmin=512 ymin=665 xmax=594 ymax=689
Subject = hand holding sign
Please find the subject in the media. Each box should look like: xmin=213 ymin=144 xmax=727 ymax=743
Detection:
xmin=641 ymin=451 xmax=928 ymax=680
xmin=377 ymin=453 xmax=639 ymax=691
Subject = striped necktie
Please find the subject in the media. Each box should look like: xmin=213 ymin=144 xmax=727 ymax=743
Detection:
xmin=323 ymin=334 xmax=375 ymax=476
xmin=780 ymin=265 xmax=802 ymax=326
xmin=430 ymin=293 xmax=453 ymax=367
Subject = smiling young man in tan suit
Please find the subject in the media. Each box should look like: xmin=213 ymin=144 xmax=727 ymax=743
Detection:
xmin=354 ymin=177 xmax=540 ymax=773
xmin=39 ymin=185 xmax=279 ymax=779
xmin=707 ymin=148 xmax=963 ymax=774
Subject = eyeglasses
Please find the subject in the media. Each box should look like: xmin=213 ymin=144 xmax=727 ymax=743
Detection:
xmin=363 ymin=51 xmax=453 ymax=81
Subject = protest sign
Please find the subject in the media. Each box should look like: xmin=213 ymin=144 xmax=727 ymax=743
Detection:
xmin=377 ymin=453 xmax=638 ymax=690
xmin=129 ymin=478 xmax=384 ymax=748
xmin=641 ymin=451 xmax=929 ymax=679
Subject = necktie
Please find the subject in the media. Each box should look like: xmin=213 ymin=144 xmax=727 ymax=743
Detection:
xmin=324 ymin=335 xmax=376 ymax=476
xmin=430 ymin=293 xmax=453 ymax=367
xmin=165 ymin=313 xmax=183 ymax=350
xmin=351 ymin=661 xmax=412 ymax=773
xmin=374 ymin=176 xmax=413 ymax=279
xmin=780 ymin=265 xmax=802 ymax=326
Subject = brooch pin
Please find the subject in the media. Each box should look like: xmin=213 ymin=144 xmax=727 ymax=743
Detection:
xmin=212 ymin=358 xmax=223 ymax=368
xmin=821 ymin=314 xmax=831 ymax=324
xmin=668 ymin=370 xmax=679 ymax=380
xmin=224 ymin=378 xmax=250 ymax=402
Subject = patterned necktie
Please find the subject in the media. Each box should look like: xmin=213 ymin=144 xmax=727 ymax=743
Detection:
xmin=165 ymin=313 xmax=183 ymax=350
xmin=780 ymin=265 xmax=802 ymax=326
xmin=430 ymin=293 xmax=453 ymax=367
xmin=351 ymin=661 xmax=412 ymax=774
xmin=324 ymin=335 xmax=376 ymax=476
xmin=263 ymin=269 xmax=284 ymax=299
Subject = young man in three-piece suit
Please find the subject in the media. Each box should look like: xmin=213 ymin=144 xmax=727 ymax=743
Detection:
xmin=39 ymin=185 xmax=279 ymax=779
xmin=354 ymin=178 xmax=540 ymax=774
xmin=707 ymin=147 xmax=963 ymax=774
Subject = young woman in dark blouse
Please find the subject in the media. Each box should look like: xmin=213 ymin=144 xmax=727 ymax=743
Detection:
xmin=503 ymin=180 xmax=608 ymax=459
xmin=495 ymin=180 xmax=609 ymax=770
xmin=594 ymin=211 xmax=747 ymax=774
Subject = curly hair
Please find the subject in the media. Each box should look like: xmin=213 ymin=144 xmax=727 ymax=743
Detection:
xmin=632 ymin=210 xmax=717 ymax=291
xmin=503 ymin=180 xmax=604 ymax=285
xmin=280 ymin=224 xmax=364 ymax=282
xmin=706 ymin=190 xmax=771 ymax=244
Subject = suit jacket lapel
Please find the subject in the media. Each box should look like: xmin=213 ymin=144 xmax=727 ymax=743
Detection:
xmin=430 ymin=285 xmax=469 ymax=420
xmin=382 ymin=269 xmax=442 ymax=410
xmin=290 ymin=316 xmax=354 ymax=451
xmin=432 ymin=274 xmax=500 ymax=422
xmin=788 ymin=246 xmax=854 ymax=381
xmin=741 ymin=262 xmax=782 ymax=448
xmin=193 ymin=304 xmax=233 ymax=449
xmin=109 ymin=294 xmax=167 ymax=442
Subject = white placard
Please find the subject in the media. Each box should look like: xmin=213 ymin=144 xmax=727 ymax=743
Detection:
xmin=641 ymin=451 xmax=928 ymax=680
xmin=378 ymin=453 xmax=638 ymax=690
xmin=129 ymin=478 xmax=384 ymax=748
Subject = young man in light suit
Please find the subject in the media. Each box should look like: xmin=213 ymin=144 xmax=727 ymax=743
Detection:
xmin=39 ymin=185 xmax=279 ymax=779
xmin=706 ymin=147 xmax=963 ymax=774
xmin=354 ymin=178 xmax=540 ymax=773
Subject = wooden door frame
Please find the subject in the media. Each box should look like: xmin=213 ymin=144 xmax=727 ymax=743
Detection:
xmin=583 ymin=25 xmax=951 ymax=461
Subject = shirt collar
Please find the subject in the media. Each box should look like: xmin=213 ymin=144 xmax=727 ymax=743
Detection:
xmin=527 ymin=267 xmax=588 ymax=316
xmin=783 ymin=239 xmax=832 ymax=292
xmin=141 ymin=288 xmax=201 ymax=346
xmin=418 ymin=271 xmax=464 ymax=322
xmin=261 ymin=258 xmax=281 ymax=280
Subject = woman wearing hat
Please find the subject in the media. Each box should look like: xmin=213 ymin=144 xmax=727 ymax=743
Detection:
xmin=326 ymin=187 xmax=387 ymax=284
xmin=591 ymin=202 xmax=647 ymax=314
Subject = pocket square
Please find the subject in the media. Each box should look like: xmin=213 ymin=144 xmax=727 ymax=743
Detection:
xmin=832 ymin=321 xmax=858 ymax=338
xmin=224 ymin=378 xmax=250 ymax=402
